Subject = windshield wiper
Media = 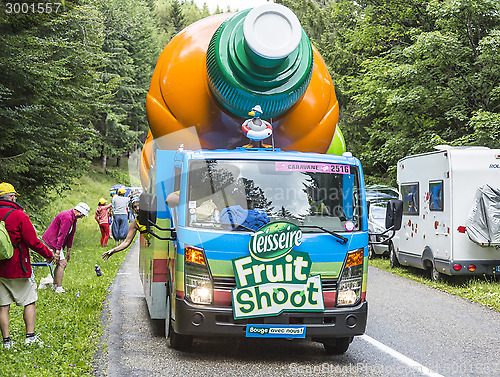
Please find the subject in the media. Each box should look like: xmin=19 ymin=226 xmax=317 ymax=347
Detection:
xmin=219 ymin=222 xmax=257 ymax=233
xmin=298 ymin=225 xmax=348 ymax=244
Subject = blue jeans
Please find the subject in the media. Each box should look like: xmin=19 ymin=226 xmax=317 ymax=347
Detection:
xmin=111 ymin=214 xmax=129 ymax=241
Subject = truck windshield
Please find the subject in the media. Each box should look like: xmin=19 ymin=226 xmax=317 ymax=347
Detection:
xmin=187 ymin=159 xmax=362 ymax=232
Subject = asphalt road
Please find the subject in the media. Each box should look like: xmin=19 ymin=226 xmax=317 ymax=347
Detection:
xmin=94 ymin=241 xmax=500 ymax=377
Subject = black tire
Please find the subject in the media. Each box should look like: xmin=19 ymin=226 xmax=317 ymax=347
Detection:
xmin=323 ymin=337 xmax=352 ymax=355
xmin=169 ymin=324 xmax=192 ymax=351
xmin=166 ymin=293 xmax=193 ymax=351
xmin=368 ymin=244 xmax=375 ymax=259
xmin=382 ymin=240 xmax=393 ymax=258
xmin=165 ymin=294 xmax=171 ymax=339
xmin=389 ymin=244 xmax=400 ymax=268
xmin=429 ymin=264 xmax=444 ymax=282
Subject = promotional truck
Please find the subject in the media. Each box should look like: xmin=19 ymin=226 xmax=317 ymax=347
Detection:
xmin=392 ymin=146 xmax=500 ymax=281
xmin=136 ymin=4 xmax=401 ymax=355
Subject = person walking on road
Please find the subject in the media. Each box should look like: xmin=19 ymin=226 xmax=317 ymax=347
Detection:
xmin=95 ymin=198 xmax=112 ymax=247
xmin=42 ymin=202 xmax=89 ymax=293
xmin=111 ymin=188 xmax=129 ymax=246
xmin=0 ymin=182 xmax=56 ymax=348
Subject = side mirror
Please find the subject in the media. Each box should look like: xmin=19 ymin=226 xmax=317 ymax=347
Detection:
xmin=139 ymin=193 xmax=157 ymax=229
xmin=385 ymin=199 xmax=403 ymax=230
xmin=366 ymin=200 xmax=371 ymax=218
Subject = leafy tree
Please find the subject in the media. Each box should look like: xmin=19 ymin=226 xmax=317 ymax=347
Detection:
xmin=0 ymin=0 xmax=162 ymax=199
xmin=0 ymin=1 xmax=104 ymax=197
xmin=277 ymin=0 xmax=330 ymax=43
xmin=154 ymin=0 xmax=193 ymax=43
xmin=92 ymin=0 xmax=160 ymax=169
xmin=314 ymin=0 xmax=500 ymax=183
xmin=170 ymin=0 xmax=186 ymax=32
xmin=275 ymin=0 xmax=500 ymax=184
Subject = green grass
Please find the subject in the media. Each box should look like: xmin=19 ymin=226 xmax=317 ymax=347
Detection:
xmin=1 ymin=166 xmax=129 ymax=376
xmin=369 ymin=257 xmax=500 ymax=312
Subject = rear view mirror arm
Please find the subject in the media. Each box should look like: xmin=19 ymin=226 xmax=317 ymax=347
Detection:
xmin=368 ymin=228 xmax=396 ymax=245
xmin=145 ymin=220 xmax=176 ymax=240
xmin=147 ymin=229 xmax=176 ymax=241
xmin=148 ymin=220 xmax=175 ymax=232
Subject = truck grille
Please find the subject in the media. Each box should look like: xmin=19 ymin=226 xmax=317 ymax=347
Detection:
xmin=213 ymin=276 xmax=337 ymax=291
xmin=213 ymin=276 xmax=237 ymax=290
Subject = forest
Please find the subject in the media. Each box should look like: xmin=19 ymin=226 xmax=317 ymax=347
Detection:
xmin=1 ymin=0 xmax=499 ymax=201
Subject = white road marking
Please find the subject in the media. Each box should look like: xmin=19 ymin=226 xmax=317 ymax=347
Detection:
xmin=360 ymin=334 xmax=446 ymax=377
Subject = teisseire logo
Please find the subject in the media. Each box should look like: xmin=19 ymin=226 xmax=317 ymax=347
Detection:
xmin=249 ymin=222 xmax=302 ymax=261
xmin=231 ymin=222 xmax=324 ymax=319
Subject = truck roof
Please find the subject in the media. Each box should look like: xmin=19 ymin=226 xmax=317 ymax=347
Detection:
xmin=177 ymin=148 xmax=362 ymax=167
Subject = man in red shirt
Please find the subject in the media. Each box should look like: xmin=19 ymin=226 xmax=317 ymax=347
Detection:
xmin=0 ymin=182 xmax=55 ymax=348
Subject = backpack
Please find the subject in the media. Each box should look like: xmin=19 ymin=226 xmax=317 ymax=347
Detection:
xmin=0 ymin=209 xmax=16 ymax=260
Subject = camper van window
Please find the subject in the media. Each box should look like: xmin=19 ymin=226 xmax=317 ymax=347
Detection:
xmin=186 ymin=159 xmax=362 ymax=233
xmin=429 ymin=181 xmax=444 ymax=211
xmin=401 ymin=183 xmax=419 ymax=215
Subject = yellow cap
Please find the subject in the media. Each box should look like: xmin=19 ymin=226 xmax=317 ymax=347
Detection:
xmin=0 ymin=182 xmax=19 ymax=197
xmin=99 ymin=198 xmax=107 ymax=205
xmin=118 ymin=188 xmax=126 ymax=195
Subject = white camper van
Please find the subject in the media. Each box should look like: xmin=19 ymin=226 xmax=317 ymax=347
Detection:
xmin=392 ymin=146 xmax=500 ymax=281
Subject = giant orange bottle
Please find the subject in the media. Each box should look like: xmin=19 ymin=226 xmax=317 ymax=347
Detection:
xmin=141 ymin=4 xmax=345 ymax=187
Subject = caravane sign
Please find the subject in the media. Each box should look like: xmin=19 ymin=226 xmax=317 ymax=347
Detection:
xmin=231 ymin=222 xmax=325 ymax=319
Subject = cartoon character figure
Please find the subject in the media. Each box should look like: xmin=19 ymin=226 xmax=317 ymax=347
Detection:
xmin=241 ymin=105 xmax=273 ymax=148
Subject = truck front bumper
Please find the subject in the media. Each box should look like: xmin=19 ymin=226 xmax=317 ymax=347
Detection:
xmin=173 ymin=298 xmax=367 ymax=338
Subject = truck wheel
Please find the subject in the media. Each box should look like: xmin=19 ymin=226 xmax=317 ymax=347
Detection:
xmin=169 ymin=324 xmax=193 ymax=351
xmin=389 ymin=245 xmax=400 ymax=268
xmin=165 ymin=294 xmax=171 ymax=339
xmin=166 ymin=294 xmax=193 ymax=351
xmin=323 ymin=337 xmax=352 ymax=355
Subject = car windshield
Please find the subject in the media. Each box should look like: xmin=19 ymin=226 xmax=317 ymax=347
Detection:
xmin=366 ymin=185 xmax=399 ymax=205
xmin=187 ymin=159 xmax=362 ymax=232
xmin=370 ymin=205 xmax=387 ymax=220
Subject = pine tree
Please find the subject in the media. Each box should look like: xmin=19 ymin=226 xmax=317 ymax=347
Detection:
xmin=0 ymin=1 xmax=105 ymax=197
xmin=170 ymin=0 xmax=186 ymax=33
xmin=92 ymin=0 xmax=160 ymax=169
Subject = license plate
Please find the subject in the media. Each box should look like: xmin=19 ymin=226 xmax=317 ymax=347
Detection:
xmin=245 ymin=324 xmax=306 ymax=338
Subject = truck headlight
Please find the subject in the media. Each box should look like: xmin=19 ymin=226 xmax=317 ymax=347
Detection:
xmin=185 ymin=246 xmax=213 ymax=305
xmin=337 ymin=248 xmax=363 ymax=307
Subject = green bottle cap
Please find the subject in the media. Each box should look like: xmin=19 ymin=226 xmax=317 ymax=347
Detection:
xmin=206 ymin=4 xmax=313 ymax=119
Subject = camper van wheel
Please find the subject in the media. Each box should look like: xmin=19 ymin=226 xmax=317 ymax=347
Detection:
xmin=166 ymin=293 xmax=193 ymax=351
xmin=389 ymin=246 xmax=400 ymax=268
xmin=430 ymin=266 xmax=444 ymax=282
xmin=322 ymin=337 xmax=352 ymax=355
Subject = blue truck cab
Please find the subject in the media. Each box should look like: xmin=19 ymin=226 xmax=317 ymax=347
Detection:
xmin=138 ymin=146 xmax=376 ymax=355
